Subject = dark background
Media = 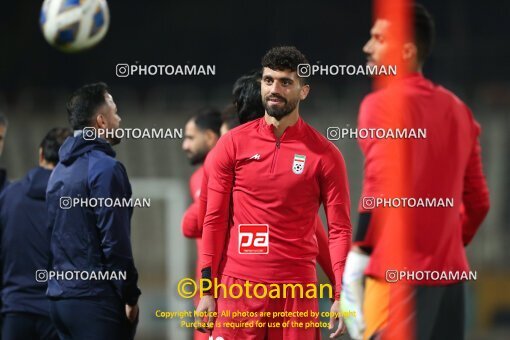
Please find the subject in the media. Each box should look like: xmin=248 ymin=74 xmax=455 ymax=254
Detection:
xmin=1 ymin=0 xmax=509 ymax=102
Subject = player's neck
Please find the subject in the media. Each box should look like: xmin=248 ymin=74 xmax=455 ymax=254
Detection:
xmin=39 ymin=160 xmax=55 ymax=170
xmin=264 ymin=111 xmax=299 ymax=138
xmin=408 ymin=60 xmax=422 ymax=74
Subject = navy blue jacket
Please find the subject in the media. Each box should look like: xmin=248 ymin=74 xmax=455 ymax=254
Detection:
xmin=0 ymin=167 xmax=52 ymax=316
xmin=46 ymin=136 xmax=141 ymax=305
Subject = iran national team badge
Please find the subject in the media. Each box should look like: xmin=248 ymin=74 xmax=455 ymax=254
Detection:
xmin=292 ymin=154 xmax=306 ymax=175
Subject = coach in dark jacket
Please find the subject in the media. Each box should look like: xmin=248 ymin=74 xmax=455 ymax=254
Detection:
xmin=0 ymin=127 xmax=71 ymax=340
xmin=46 ymin=82 xmax=141 ymax=340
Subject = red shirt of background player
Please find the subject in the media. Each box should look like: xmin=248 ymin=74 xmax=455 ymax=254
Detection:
xmin=357 ymin=73 xmax=490 ymax=283
xmin=181 ymin=166 xmax=204 ymax=282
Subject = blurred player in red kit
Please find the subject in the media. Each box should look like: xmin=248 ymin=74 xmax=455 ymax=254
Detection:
xmin=196 ymin=46 xmax=352 ymax=340
xmin=341 ymin=4 xmax=490 ymax=340
xmin=181 ymin=108 xmax=222 ymax=340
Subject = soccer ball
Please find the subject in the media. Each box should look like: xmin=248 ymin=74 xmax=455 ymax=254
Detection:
xmin=40 ymin=0 xmax=110 ymax=53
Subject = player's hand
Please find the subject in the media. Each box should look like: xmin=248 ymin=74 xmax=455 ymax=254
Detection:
xmin=195 ymin=295 xmax=216 ymax=333
xmin=125 ymin=303 xmax=139 ymax=323
xmin=329 ymin=300 xmax=346 ymax=338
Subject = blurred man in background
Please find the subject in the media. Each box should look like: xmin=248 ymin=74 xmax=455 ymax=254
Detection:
xmin=0 ymin=127 xmax=71 ymax=340
xmin=196 ymin=69 xmax=266 ymax=241
xmin=181 ymin=108 xmax=222 ymax=340
xmin=232 ymin=70 xmax=266 ymax=125
xmin=342 ymin=4 xmax=490 ymax=340
xmin=219 ymin=104 xmax=239 ymax=135
xmin=46 ymin=82 xmax=141 ymax=340
xmin=186 ymin=82 xmax=260 ymax=339
xmin=0 ymin=114 xmax=9 ymax=192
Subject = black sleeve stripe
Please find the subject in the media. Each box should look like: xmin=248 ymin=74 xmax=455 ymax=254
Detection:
xmin=355 ymin=212 xmax=373 ymax=254
xmin=201 ymin=267 xmax=212 ymax=293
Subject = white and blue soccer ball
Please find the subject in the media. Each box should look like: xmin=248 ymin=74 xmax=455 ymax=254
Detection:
xmin=40 ymin=0 xmax=110 ymax=53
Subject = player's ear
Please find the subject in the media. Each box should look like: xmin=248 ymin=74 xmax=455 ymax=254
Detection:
xmin=300 ymin=84 xmax=310 ymax=100
xmin=402 ymin=42 xmax=417 ymax=62
xmin=38 ymin=147 xmax=44 ymax=166
xmin=204 ymin=129 xmax=218 ymax=148
xmin=94 ymin=111 xmax=107 ymax=129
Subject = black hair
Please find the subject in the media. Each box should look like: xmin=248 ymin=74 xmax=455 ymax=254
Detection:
xmin=0 ymin=114 xmax=8 ymax=127
xmin=413 ymin=4 xmax=435 ymax=63
xmin=221 ymin=104 xmax=240 ymax=131
xmin=232 ymin=70 xmax=265 ymax=124
xmin=67 ymin=82 xmax=109 ymax=130
xmin=261 ymin=46 xmax=309 ymax=82
xmin=192 ymin=108 xmax=222 ymax=137
xmin=40 ymin=127 xmax=72 ymax=165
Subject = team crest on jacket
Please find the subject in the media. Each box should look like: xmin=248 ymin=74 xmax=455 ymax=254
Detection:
xmin=292 ymin=154 xmax=306 ymax=175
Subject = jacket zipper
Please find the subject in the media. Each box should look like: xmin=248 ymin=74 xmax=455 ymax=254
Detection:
xmin=270 ymin=137 xmax=281 ymax=174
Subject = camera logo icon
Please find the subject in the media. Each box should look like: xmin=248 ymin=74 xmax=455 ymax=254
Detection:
xmin=82 ymin=127 xmax=97 ymax=140
xmin=35 ymin=270 xmax=48 ymax=282
xmin=385 ymin=270 xmax=399 ymax=283
xmin=116 ymin=63 xmax=130 ymax=77
xmin=297 ymin=63 xmax=311 ymax=77
xmin=60 ymin=197 xmax=73 ymax=210
xmin=362 ymin=197 xmax=376 ymax=210
xmin=326 ymin=127 xmax=340 ymax=140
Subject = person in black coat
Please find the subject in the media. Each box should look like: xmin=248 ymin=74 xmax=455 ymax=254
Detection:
xmin=0 ymin=127 xmax=71 ymax=340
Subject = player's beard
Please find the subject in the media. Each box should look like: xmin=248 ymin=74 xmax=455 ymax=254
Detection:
xmin=109 ymin=135 xmax=121 ymax=146
xmin=263 ymin=94 xmax=298 ymax=121
xmin=107 ymin=129 xmax=121 ymax=146
xmin=100 ymin=127 xmax=121 ymax=146
xmin=187 ymin=148 xmax=207 ymax=166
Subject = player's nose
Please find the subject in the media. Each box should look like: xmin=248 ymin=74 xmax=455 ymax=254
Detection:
xmin=269 ymin=82 xmax=283 ymax=95
xmin=363 ymin=39 xmax=373 ymax=54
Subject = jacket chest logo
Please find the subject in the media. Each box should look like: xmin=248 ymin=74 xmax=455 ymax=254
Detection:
xmin=292 ymin=154 xmax=306 ymax=175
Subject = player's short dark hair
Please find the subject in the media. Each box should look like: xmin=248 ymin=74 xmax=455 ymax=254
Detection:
xmin=221 ymin=104 xmax=240 ymax=131
xmin=0 ymin=114 xmax=8 ymax=127
xmin=232 ymin=70 xmax=265 ymax=124
xmin=67 ymin=82 xmax=109 ymax=130
xmin=192 ymin=108 xmax=222 ymax=137
xmin=40 ymin=127 xmax=72 ymax=165
xmin=412 ymin=4 xmax=435 ymax=63
xmin=261 ymin=46 xmax=309 ymax=83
